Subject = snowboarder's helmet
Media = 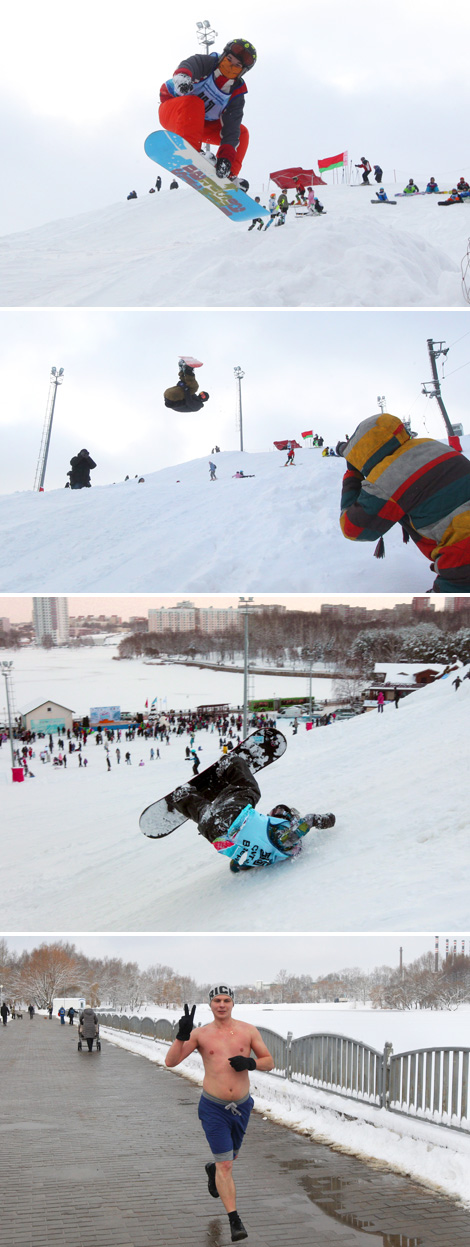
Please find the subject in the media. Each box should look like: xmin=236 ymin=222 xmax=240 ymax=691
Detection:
xmin=269 ymin=804 xmax=299 ymax=821
xmin=221 ymin=39 xmax=257 ymax=72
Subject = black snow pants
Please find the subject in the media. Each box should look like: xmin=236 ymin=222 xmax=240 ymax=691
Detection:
xmin=173 ymin=755 xmax=261 ymax=844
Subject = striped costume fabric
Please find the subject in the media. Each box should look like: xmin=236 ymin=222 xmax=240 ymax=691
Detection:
xmin=339 ymin=414 xmax=470 ymax=592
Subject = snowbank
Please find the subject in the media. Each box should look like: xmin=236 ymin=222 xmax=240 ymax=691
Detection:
xmin=0 ymin=183 xmax=467 ymax=308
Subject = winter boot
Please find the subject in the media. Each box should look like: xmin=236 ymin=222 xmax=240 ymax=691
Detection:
xmin=166 ymin=784 xmax=193 ymax=812
xmin=229 ymin=1212 xmax=248 ymax=1241
xmin=205 ymin=1161 xmax=219 ymax=1198
xmin=313 ymin=813 xmax=336 ymax=829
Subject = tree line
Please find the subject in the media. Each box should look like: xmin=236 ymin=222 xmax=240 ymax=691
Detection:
xmin=2 ymin=941 xmax=469 ymax=1012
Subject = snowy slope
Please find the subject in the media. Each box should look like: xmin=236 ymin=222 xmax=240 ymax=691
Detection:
xmin=0 ymin=183 xmax=468 ymax=308
xmin=0 ymin=447 xmax=430 ymax=592
xmin=2 ymin=665 xmax=469 ymax=931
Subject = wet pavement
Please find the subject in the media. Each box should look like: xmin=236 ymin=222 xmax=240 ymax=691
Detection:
xmin=1 ymin=1017 xmax=470 ymax=1246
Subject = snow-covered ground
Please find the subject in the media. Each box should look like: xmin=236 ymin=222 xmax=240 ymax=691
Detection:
xmin=2 ymin=647 xmax=469 ymax=931
xmin=0 ymin=182 xmax=468 ymax=308
xmin=0 ymin=443 xmax=447 ymax=593
xmin=99 ymin=1002 xmax=470 ymax=1206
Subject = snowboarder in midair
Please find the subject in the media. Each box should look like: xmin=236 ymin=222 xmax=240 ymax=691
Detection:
xmin=159 ymin=39 xmax=257 ymax=188
xmin=167 ymin=753 xmax=335 ymax=872
xmin=164 ymin=360 xmax=209 ymax=413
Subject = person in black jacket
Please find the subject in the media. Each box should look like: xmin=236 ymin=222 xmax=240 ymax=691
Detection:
xmin=68 ymin=450 xmax=97 ymax=489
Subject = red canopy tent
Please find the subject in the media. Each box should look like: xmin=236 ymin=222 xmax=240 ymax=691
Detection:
xmin=270 ymin=166 xmax=326 ymax=189
xmin=273 ymin=440 xmax=301 ymax=451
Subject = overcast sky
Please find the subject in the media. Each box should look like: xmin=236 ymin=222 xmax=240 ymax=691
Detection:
xmin=1 ymin=309 xmax=468 ymax=494
xmin=2 ymin=933 xmax=453 ymax=982
xmin=1 ymin=0 xmax=469 ymax=235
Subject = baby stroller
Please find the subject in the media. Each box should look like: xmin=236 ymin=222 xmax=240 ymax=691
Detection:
xmin=77 ymin=1007 xmax=101 ymax=1052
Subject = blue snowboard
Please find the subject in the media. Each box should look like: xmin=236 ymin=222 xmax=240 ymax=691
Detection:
xmin=144 ymin=129 xmax=269 ymax=224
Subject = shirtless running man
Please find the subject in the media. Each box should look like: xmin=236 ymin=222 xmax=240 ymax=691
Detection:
xmin=165 ymin=985 xmax=274 ymax=1242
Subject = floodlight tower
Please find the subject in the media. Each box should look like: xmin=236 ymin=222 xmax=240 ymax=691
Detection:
xmin=196 ymin=20 xmax=218 ymax=152
xmin=195 ymin=18 xmax=217 ymax=53
xmin=33 ymin=366 xmax=65 ymax=491
xmin=377 ymin=395 xmax=386 ymax=413
xmin=1 ymin=660 xmax=17 ymax=780
xmin=238 ymin=596 xmax=255 ymax=737
xmin=234 ymin=366 xmax=245 ymax=452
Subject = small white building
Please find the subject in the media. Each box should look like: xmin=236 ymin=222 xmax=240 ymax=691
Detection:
xmin=20 ymin=699 xmax=75 ymax=733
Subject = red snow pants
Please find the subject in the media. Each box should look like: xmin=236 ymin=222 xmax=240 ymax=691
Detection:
xmin=159 ymin=96 xmax=249 ymax=176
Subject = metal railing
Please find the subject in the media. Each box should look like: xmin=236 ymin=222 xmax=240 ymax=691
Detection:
xmin=96 ymin=1015 xmax=470 ymax=1135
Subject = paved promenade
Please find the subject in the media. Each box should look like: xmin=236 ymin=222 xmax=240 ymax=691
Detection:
xmin=1 ymin=1017 xmax=470 ymax=1247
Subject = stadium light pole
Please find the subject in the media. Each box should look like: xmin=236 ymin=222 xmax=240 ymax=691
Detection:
xmin=234 ymin=366 xmax=245 ymax=452
xmin=34 ymin=366 xmax=65 ymax=491
xmin=196 ymin=20 xmax=217 ymax=152
xmin=195 ymin=18 xmax=217 ymax=54
xmin=238 ymin=596 xmax=255 ymax=737
xmin=1 ymin=661 xmax=16 ymax=780
xmin=377 ymin=395 xmax=386 ymax=413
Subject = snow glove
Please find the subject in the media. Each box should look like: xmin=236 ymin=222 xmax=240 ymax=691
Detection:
xmin=172 ymin=73 xmax=193 ymax=95
xmin=176 ymin=1003 xmax=196 ymax=1040
xmin=228 ymin=1055 xmax=256 ymax=1071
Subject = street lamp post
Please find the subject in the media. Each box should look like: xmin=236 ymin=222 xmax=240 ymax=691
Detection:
xmin=238 ymin=597 xmax=255 ymax=737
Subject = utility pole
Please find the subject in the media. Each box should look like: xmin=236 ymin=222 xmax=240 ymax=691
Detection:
xmin=238 ymin=597 xmax=255 ymax=736
xmin=234 ymin=366 xmax=245 ymax=452
xmin=33 ymin=367 xmax=65 ymax=491
xmin=422 ymin=339 xmax=455 ymax=441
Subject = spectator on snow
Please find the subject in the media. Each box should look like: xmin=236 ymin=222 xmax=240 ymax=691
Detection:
xmin=170 ymin=179 xmax=179 ymax=189
xmin=209 ymin=461 xmax=217 ymax=481
xmin=336 ymin=413 xmax=470 ymax=593
xmin=377 ymin=691 xmax=385 ymax=713
xmin=307 ymin=188 xmax=325 ymax=214
xmin=373 ymin=164 xmax=383 ymax=183
xmin=67 ymin=449 xmax=96 ymax=490
xmin=441 ymin=189 xmax=464 ymax=204
xmin=403 ymin=179 xmax=419 ymax=194
xmin=393 ymin=688 xmax=401 ymax=709
xmin=376 ymin=187 xmax=389 ymax=202
xmin=457 ymin=177 xmax=470 ymax=193
xmin=247 ymin=198 xmax=265 ymax=230
xmin=127 ymin=190 xmax=137 ymax=199
xmin=1 ymin=1002 xmax=10 ymax=1025
xmin=155 ymin=176 xmax=162 ymax=191
xmin=425 ymin=178 xmax=439 ymax=193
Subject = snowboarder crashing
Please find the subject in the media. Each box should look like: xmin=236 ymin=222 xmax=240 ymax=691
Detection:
xmin=158 ymin=39 xmax=257 ymax=189
xmin=167 ymin=752 xmax=335 ymax=872
xmin=164 ymin=358 xmax=209 ymax=413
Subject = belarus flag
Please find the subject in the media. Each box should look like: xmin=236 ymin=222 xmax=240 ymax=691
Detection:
xmin=318 ymin=151 xmax=348 ymax=172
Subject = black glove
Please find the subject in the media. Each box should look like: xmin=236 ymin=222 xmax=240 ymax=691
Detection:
xmin=216 ymin=157 xmax=231 ymax=179
xmin=228 ymin=1055 xmax=256 ymax=1071
xmin=176 ymin=1003 xmax=196 ymax=1041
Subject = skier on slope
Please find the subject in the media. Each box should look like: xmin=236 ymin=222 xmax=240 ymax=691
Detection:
xmin=158 ymin=39 xmax=257 ymax=189
xmin=355 ymin=157 xmax=371 ymax=184
xmin=164 ymin=360 xmax=210 ymax=413
xmin=336 ymin=413 xmax=470 ymax=593
xmin=167 ymin=752 xmax=335 ymax=872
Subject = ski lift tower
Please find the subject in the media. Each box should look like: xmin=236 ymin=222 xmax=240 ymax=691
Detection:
xmin=234 ymin=366 xmax=245 ymax=452
xmin=33 ymin=366 xmax=65 ymax=491
xmin=196 ymin=20 xmax=217 ymax=152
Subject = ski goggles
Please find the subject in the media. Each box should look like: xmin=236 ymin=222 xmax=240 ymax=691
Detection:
xmin=222 ymin=41 xmax=257 ymax=70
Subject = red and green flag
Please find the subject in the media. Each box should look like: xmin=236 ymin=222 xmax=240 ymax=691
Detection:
xmin=318 ymin=151 xmax=348 ymax=172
